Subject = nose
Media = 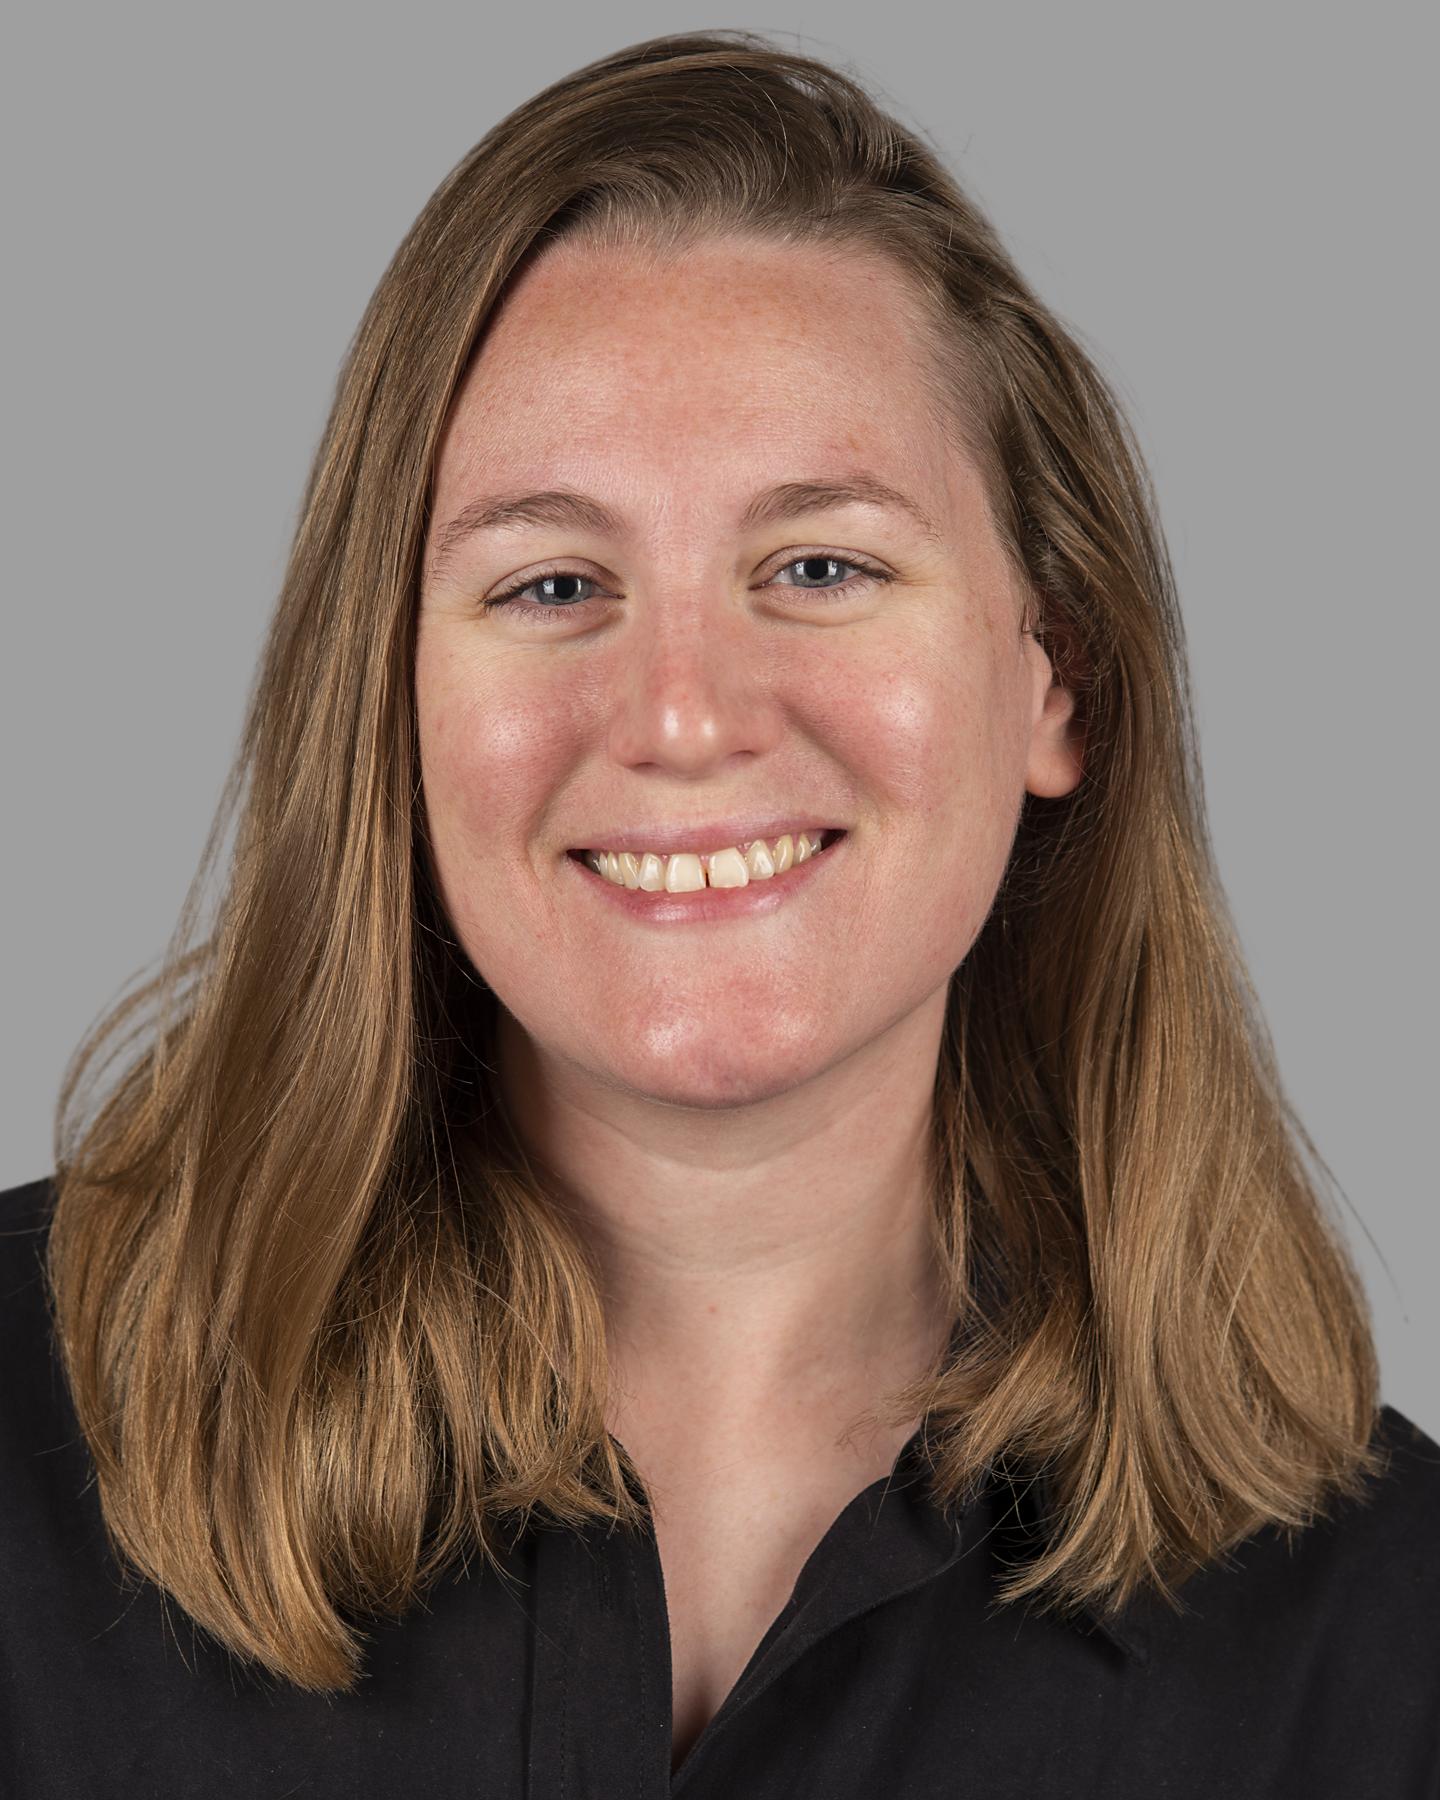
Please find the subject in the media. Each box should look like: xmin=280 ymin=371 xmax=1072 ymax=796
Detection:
xmin=603 ymin=593 xmax=786 ymax=779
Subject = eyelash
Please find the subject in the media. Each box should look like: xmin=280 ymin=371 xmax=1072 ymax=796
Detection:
xmin=480 ymin=554 xmax=891 ymax=620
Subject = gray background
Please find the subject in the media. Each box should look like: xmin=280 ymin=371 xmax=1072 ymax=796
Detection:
xmin=4 ymin=4 xmax=1434 ymax=1435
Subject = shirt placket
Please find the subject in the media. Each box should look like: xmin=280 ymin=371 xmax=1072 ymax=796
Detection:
xmin=667 ymin=1464 xmax=976 ymax=1795
xmin=525 ymin=1513 xmax=673 ymax=1799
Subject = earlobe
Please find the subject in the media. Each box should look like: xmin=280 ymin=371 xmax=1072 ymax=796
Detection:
xmin=1024 ymin=660 xmax=1085 ymax=799
xmin=1017 ymin=618 xmax=1084 ymax=799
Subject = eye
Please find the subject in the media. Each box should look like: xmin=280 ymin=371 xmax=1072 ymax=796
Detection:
xmin=481 ymin=570 xmax=604 ymax=615
xmin=768 ymin=554 xmax=890 ymax=596
xmin=480 ymin=553 xmax=890 ymax=621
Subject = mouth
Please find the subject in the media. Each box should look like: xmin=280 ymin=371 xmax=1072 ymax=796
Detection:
xmin=566 ymin=828 xmax=847 ymax=892
xmin=563 ymin=827 xmax=849 ymax=924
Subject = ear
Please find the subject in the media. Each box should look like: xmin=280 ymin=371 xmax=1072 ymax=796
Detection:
xmin=1022 ymin=627 xmax=1085 ymax=798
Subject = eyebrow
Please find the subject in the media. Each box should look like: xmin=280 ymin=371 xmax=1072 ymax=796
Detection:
xmin=426 ymin=474 xmax=940 ymax=583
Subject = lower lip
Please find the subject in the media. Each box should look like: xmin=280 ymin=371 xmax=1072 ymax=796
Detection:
xmin=562 ymin=832 xmax=848 ymax=925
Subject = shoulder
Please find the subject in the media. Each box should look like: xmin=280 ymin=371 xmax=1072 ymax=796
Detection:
xmin=0 ymin=1171 xmax=57 ymax=1326
xmin=0 ymin=1168 xmax=55 ymax=1228
xmin=1310 ymin=1402 xmax=1440 ymax=1582
xmin=1335 ymin=1402 xmax=1440 ymax=1602
xmin=1129 ymin=1401 xmax=1440 ymax=1674
xmin=1367 ymin=1403 xmax=1440 ymax=1530
xmin=0 ymin=1173 xmax=68 ymax=1440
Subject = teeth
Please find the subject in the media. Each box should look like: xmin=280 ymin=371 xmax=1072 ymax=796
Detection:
xmin=745 ymin=839 xmax=775 ymax=880
xmin=583 ymin=831 xmax=831 ymax=890
xmin=707 ymin=847 xmax=749 ymax=889
xmin=664 ymin=853 xmax=706 ymax=893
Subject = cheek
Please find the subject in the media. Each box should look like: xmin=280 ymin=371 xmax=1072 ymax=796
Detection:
xmin=806 ymin=634 xmax=1028 ymax=954
xmin=415 ymin=637 xmax=580 ymax=912
xmin=812 ymin=630 xmax=1025 ymax=831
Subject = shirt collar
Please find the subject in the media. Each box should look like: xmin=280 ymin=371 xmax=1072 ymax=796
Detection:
xmin=897 ymin=1423 xmax=1152 ymax=1667
xmin=932 ymin=1268 xmax=1153 ymax=1667
xmin=986 ymin=1446 xmax=1151 ymax=1666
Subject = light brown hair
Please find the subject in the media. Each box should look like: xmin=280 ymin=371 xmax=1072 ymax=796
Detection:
xmin=46 ymin=28 xmax=1383 ymax=1694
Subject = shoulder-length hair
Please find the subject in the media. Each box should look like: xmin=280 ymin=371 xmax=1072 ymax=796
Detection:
xmin=45 ymin=28 xmax=1383 ymax=1694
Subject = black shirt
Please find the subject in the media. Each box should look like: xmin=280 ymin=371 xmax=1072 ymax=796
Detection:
xmin=2 ymin=1172 xmax=1438 ymax=1799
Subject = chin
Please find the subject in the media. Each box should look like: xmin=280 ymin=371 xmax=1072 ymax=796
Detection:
xmin=591 ymin=1020 xmax=840 ymax=1112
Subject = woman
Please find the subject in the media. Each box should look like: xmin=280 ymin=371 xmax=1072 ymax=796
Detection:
xmin=2 ymin=28 xmax=1435 ymax=1798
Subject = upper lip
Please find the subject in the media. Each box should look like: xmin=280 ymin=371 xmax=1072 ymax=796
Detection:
xmin=569 ymin=818 xmax=846 ymax=857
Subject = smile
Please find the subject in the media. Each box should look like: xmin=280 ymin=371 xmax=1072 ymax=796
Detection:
xmin=573 ymin=829 xmax=843 ymax=892
xmin=564 ymin=829 xmax=847 ymax=924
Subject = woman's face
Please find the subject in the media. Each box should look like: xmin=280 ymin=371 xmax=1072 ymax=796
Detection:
xmin=416 ymin=234 xmax=1081 ymax=1110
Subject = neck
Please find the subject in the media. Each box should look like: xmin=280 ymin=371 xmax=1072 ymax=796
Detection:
xmin=491 ymin=990 xmax=956 ymax=1449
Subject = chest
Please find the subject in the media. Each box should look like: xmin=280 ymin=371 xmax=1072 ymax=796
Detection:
xmin=650 ymin=1486 xmax=860 ymax=1772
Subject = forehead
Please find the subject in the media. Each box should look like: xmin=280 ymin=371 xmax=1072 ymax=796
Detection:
xmin=431 ymin=235 xmax=955 ymax=501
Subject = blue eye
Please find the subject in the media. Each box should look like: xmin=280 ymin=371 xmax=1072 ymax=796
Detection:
xmin=483 ymin=570 xmax=602 ymax=613
xmin=481 ymin=554 xmax=889 ymax=620
xmin=772 ymin=555 xmax=886 ymax=593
